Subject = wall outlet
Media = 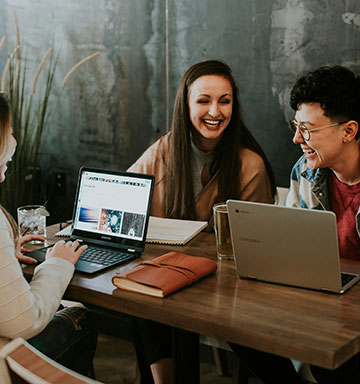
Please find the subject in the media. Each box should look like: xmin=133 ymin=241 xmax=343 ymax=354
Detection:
xmin=54 ymin=172 xmax=67 ymax=194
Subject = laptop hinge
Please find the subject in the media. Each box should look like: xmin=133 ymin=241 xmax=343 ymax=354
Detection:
xmin=320 ymin=288 xmax=332 ymax=292
xmin=246 ymin=276 xmax=258 ymax=280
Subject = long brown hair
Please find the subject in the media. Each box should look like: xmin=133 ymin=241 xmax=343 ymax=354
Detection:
xmin=165 ymin=60 xmax=276 ymax=219
xmin=0 ymin=93 xmax=17 ymax=239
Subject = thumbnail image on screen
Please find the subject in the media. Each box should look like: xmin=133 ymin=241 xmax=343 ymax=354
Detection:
xmin=79 ymin=207 xmax=98 ymax=224
xmin=120 ymin=212 xmax=145 ymax=238
xmin=98 ymin=209 xmax=122 ymax=234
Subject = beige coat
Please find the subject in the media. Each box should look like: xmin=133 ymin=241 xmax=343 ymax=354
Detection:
xmin=128 ymin=133 xmax=273 ymax=231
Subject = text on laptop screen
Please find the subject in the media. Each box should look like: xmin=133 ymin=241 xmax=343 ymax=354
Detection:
xmin=73 ymin=171 xmax=152 ymax=241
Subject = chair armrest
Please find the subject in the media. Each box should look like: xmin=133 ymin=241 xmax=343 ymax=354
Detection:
xmin=0 ymin=338 xmax=101 ymax=384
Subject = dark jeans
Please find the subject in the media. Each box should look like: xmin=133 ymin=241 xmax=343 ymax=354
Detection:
xmin=230 ymin=343 xmax=360 ymax=384
xmin=134 ymin=318 xmax=172 ymax=365
xmin=28 ymin=306 xmax=98 ymax=376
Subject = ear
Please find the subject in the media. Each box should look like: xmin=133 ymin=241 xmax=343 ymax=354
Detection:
xmin=342 ymin=120 xmax=358 ymax=143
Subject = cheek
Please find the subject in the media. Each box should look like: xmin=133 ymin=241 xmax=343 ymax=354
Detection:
xmin=0 ymin=165 xmax=5 ymax=179
xmin=223 ymin=106 xmax=232 ymax=120
xmin=10 ymin=136 xmax=17 ymax=151
xmin=222 ymin=109 xmax=232 ymax=126
xmin=189 ymin=106 xmax=203 ymax=124
xmin=309 ymin=139 xmax=338 ymax=157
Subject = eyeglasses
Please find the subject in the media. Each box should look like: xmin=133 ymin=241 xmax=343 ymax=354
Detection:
xmin=289 ymin=120 xmax=348 ymax=141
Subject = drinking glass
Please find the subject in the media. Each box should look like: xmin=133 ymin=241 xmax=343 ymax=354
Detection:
xmin=17 ymin=205 xmax=47 ymax=244
xmin=213 ymin=203 xmax=234 ymax=260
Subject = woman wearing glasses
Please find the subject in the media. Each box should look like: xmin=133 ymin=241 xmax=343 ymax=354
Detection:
xmin=128 ymin=59 xmax=276 ymax=383
xmin=233 ymin=65 xmax=360 ymax=384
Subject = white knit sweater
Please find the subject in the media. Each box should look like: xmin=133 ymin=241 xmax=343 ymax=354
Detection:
xmin=0 ymin=209 xmax=74 ymax=382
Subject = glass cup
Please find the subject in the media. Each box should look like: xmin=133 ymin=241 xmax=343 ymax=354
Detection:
xmin=17 ymin=205 xmax=47 ymax=244
xmin=213 ymin=203 xmax=234 ymax=260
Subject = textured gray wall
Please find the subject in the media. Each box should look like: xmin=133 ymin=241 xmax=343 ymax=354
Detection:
xmin=1 ymin=0 xmax=360 ymax=207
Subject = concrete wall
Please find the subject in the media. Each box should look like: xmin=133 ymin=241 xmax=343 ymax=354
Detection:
xmin=1 ymin=0 xmax=360 ymax=209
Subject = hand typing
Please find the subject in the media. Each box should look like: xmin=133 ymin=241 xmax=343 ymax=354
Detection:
xmin=46 ymin=240 xmax=87 ymax=265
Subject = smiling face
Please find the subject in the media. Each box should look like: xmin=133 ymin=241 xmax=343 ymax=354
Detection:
xmin=293 ymin=102 xmax=349 ymax=170
xmin=188 ymin=75 xmax=233 ymax=151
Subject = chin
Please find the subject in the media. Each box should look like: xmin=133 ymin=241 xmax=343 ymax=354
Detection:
xmin=305 ymin=155 xmax=322 ymax=170
xmin=202 ymin=129 xmax=224 ymax=140
xmin=307 ymin=161 xmax=317 ymax=169
xmin=307 ymin=162 xmax=318 ymax=170
xmin=307 ymin=160 xmax=326 ymax=170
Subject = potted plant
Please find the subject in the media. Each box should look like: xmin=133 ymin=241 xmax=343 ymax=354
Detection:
xmin=0 ymin=10 xmax=100 ymax=217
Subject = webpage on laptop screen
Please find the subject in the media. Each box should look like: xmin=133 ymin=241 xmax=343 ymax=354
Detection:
xmin=73 ymin=171 xmax=152 ymax=241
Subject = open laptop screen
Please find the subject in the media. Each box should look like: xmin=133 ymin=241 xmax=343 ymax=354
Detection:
xmin=71 ymin=167 xmax=154 ymax=250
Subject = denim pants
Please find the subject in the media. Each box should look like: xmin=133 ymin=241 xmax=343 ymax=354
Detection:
xmin=28 ymin=306 xmax=98 ymax=376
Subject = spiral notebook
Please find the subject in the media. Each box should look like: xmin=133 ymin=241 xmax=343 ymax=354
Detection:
xmin=56 ymin=216 xmax=208 ymax=246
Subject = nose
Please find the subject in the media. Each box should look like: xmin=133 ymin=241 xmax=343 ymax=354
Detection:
xmin=208 ymin=102 xmax=220 ymax=117
xmin=292 ymin=128 xmax=305 ymax=144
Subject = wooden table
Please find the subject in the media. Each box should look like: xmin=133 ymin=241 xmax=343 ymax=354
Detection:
xmin=24 ymin=224 xmax=360 ymax=382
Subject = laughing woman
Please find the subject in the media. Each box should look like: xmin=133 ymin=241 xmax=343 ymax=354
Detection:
xmin=0 ymin=93 xmax=97 ymax=382
xmin=129 ymin=60 xmax=275 ymax=230
xmin=128 ymin=60 xmax=276 ymax=383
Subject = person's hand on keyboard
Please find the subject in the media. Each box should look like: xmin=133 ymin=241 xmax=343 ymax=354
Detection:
xmin=46 ymin=240 xmax=87 ymax=265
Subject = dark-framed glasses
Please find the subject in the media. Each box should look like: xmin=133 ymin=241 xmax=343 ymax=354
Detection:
xmin=289 ymin=120 xmax=348 ymax=141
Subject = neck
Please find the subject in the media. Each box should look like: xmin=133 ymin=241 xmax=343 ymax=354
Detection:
xmin=191 ymin=131 xmax=220 ymax=152
xmin=331 ymin=144 xmax=360 ymax=185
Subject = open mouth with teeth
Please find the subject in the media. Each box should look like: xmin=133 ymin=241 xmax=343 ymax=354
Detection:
xmin=303 ymin=148 xmax=316 ymax=158
xmin=203 ymin=119 xmax=222 ymax=128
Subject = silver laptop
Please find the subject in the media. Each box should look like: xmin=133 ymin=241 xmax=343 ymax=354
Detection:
xmin=28 ymin=167 xmax=154 ymax=274
xmin=227 ymin=200 xmax=360 ymax=294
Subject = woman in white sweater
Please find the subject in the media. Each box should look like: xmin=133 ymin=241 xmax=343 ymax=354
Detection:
xmin=0 ymin=93 xmax=97 ymax=382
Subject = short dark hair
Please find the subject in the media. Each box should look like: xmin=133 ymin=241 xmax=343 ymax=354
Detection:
xmin=290 ymin=66 xmax=360 ymax=139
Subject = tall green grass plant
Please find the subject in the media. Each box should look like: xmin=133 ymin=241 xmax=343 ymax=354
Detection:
xmin=0 ymin=10 xmax=100 ymax=216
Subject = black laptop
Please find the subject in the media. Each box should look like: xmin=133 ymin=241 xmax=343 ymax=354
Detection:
xmin=28 ymin=167 xmax=154 ymax=274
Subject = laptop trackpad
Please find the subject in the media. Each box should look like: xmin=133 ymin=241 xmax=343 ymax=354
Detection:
xmin=26 ymin=246 xmax=50 ymax=264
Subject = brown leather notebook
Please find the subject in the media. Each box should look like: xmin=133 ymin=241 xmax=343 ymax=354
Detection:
xmin=112 ymin=252 xmax=217 ymax=297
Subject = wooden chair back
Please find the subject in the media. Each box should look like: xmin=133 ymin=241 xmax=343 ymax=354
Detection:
xmin=0 ymin=338 xmax=102 ymax=384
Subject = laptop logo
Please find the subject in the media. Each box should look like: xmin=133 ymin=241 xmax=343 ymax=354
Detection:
xmin=235 ymin=209 xmax=250 ymax=214
xmin=101 ymin=235 xmax=112 ymax=241
xmin=238 ymin=236 xmax=260 ymax=244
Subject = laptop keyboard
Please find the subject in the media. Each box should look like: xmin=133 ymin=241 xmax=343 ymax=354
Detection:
xmin=79 ymin=245 xmax=135 ymax=266
xmin=341 ymin=272 xmax=357 ymax=287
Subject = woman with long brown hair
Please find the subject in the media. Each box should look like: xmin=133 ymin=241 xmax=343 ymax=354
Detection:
xmin=129 ymin=60 xmax=276 ymax=383
xmin=130 ymin=60 xmax=275 ymax=228
xmin=0 ymin=93 xmax=97 ymax=382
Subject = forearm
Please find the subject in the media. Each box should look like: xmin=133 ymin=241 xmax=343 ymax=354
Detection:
xmin=0 ymin=254 xmax=74 ymax=340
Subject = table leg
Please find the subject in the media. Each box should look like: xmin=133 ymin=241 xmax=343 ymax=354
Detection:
xmin=172 ymin=327 xmax=199 ymax=384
